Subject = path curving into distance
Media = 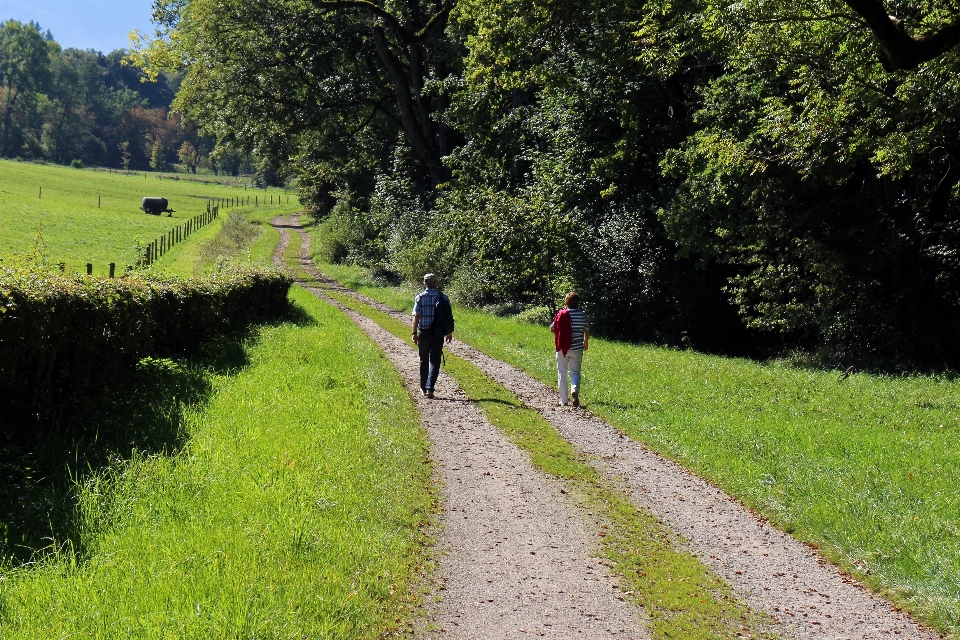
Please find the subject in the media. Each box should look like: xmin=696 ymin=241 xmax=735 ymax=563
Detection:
xmin=273 ymin=215 xmax=648 ymax=639
xmin=274 ymin=214 xmax=942 ymax=640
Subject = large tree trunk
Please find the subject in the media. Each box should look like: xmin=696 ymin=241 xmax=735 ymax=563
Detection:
xmin=370 ymin=24 xmax=447 ymax=184
xmin=843 ymin=0 xmax=960 ymax=69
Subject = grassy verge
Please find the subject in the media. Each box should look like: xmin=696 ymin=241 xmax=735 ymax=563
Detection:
xmin=309 ymin=256 xmax=960 ymax=636
xmin=0 ymin=287 xmax=435 ymax=638
xmin=291 ymin=262 xmax=776 ymax=639
xmin=159 ymin=206 xmax=281 ymax=276
xmin=156 ymin=208 xmax=230 ymax=277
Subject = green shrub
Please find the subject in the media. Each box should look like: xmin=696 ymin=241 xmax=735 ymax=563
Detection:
xmin=313 ymin=192 xmax=379 ymax=265
xmin=0 ymin=262 xmax=292 ymax=429
xmin=69 ymin=159 xmax=83 ymax=169
xmin=515 ymin=305 xmax=553 ymax=325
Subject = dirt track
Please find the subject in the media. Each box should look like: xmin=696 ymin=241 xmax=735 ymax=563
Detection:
xmin=273 ymin=215 xmax=648 ymax=639
xmin=272 ymin=214 xmax=943 ymax=640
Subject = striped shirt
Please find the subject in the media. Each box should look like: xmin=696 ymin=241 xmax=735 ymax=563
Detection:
xmin=568 ymin=309 xmax=590 ymax=351
xmin=413 ymin=288 xmax=448 ymax=329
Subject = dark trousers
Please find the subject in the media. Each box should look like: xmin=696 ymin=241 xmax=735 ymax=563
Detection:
xmin=418 ymin=329 xmax=443 ymax=391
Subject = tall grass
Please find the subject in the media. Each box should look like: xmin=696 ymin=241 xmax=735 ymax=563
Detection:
xmin=312 ymin=257 xmax=960 ymax=635
xmin=158 ymin=208 xmax=284 ymax=277
xmin=0 ymin=288 xmax=434 ymax=638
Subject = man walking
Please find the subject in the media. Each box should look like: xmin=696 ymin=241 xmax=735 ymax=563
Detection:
xmin=412 ymin=273 xmax=454 ymax=399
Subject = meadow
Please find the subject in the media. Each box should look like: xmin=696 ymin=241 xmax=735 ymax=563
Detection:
xmin=0 ymin=159 xmax=297 ymax=274
xmin=310 ymin=252 xmax=960 ymax=635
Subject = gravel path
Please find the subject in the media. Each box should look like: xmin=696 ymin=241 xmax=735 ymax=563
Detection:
xmin=446 ymin=344 xmax=942 ymax=640
xmin=272 ymin=216 xmax=648 ymax=640
xmin=275 ymin=215 xmax=942 ymax=640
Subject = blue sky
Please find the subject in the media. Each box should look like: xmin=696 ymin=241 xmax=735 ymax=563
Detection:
xmin=0 ymin=0 xmax=156 ymax=53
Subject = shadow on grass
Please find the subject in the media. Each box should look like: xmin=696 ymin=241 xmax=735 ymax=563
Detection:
xmin=0 ymin=307 xmax=309 ymax=569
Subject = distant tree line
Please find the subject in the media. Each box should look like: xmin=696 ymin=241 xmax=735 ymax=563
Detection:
xmin=0 ymin=19 xmax=256 ymax=175
xmin=138 ymin=0 xmax=960 ymax=369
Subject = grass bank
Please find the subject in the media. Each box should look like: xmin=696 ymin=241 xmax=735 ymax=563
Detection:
xmin=309 ymin=256 xmax=960 ymax=636
xmin=0 ymin=286 xmax=435 ymax=638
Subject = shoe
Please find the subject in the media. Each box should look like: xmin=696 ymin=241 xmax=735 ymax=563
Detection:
xmin=421 ymin=388 xmax=428 ymax=397
xmin=571 ymin=391 xmax=579 ymax=408
xmin=426 ymin=390 xmax=435 ymax=399
xmin=559 ymin=400 xmax=568 ymax=406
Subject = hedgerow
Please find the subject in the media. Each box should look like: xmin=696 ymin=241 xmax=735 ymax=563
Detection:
xmin=0 ymin=262 xmax=292 ymax=428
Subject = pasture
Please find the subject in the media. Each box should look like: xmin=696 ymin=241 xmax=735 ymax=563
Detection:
xmin=0 ymin=159 xmax=297 ymax=274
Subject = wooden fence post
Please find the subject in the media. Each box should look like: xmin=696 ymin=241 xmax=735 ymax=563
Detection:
xmin=109 ymin=263 xmax=115 ymax=278
xmin=86 ymin=263 xmax=92 ymax=275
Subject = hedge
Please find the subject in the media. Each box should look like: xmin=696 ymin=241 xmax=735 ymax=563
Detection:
xmin=0 ymin=264 xmax=292 ymax=429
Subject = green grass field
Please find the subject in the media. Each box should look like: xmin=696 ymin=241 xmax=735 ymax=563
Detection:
xmin=0 ymin=172 xmax=439 ymax=637
xmin=309 ymin=253 xmax=960 ymax=636
xmin=158 ymin=206 xmax=282 ymax=277
xmin=0 ymin=286 xmax=435 ymax=639
xmin=0 ymin=159 xmax=297 ymax=274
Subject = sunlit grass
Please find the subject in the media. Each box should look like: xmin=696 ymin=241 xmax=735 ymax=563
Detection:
xmin=314 ymin=258 xmax=960 ymax=635
xmin=0 ymin=159 xmax=297 ymax=273
xmin=159 ymin=207 xmax=281 ymax=277
xmin=0 ymin=287 xmax=435 ymax=638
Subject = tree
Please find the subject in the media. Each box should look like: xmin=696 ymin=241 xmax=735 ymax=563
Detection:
xmin=841 ymin=0 xmax=960 ymax=70
xmin=654 ymin=0 xmax=960 ymax=365
xmin=118 ymin=140 xmax=131 ymax=169
xmin=42 ymin=44 xmax=96 ymax=164
xmin=177 ymin=140 xmax=198 ymax=172
xmin=150 ymin=140 xmax=167 ymax=171
xmin=0 ymin=21 xmax=51 ymax=157
xmin=209 ymin=145 xmax=248 ymax=176
xmin=133 ymin=0 xmax=461 ymax=188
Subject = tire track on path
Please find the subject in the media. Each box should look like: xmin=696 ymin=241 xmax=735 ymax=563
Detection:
xmin=277 ymin=217 xmax=943 ymax=640
xmin=272 ymin=216 xmax=648 ymax=640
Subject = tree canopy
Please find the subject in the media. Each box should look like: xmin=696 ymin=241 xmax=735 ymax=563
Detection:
xmin=136 ymin=0 xmax=960 ymax=368
xmin=0 ymin=19 xmax=257 ymax=173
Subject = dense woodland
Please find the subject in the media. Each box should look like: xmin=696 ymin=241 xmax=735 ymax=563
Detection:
xmin=101 ymin=1 xmax=960 ymax=367
xmin=0 ymin=20 xmax=258 ymax=175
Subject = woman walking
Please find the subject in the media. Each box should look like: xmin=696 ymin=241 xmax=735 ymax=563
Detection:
xmin=551 ymin=292 xmax=590 ymax=407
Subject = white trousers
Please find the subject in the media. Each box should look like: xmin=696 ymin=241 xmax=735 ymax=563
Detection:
xmin=556 ymin=349 xmax=583 ymax=404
